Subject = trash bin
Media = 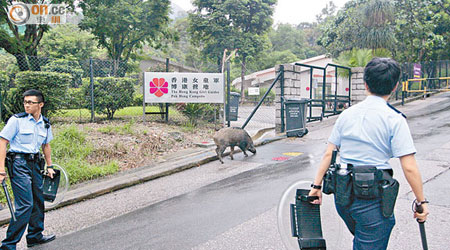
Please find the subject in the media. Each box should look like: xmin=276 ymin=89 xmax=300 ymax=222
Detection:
xmin=226 ymin=92 xmax=240 ymax=121
xmin=284 ymin=98 xmax=309 ymax=137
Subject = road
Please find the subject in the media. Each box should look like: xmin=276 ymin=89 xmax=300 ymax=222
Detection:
xmin=7 ymin=92 xmax=450 ymax=250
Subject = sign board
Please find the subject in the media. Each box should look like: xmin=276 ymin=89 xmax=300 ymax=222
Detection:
xmin=144 ymin=72 xmax=224 ymax=103
xmin=413 ymin=64 xmax=422 ymax=79
xmin=248 ymin=87 xmax=260 ymax=96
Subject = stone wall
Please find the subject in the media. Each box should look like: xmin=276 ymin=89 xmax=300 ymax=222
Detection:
xmin=274 ymin=64 xmax=304 ymax=132
xmin=350 ymin=67 xmax=367 ymax=104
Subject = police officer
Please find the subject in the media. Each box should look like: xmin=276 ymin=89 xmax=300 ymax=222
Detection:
xmin=0 ymin=89 xmax=56 ymax=249
xmin=308 ymin=58 xmax=429 ymax=250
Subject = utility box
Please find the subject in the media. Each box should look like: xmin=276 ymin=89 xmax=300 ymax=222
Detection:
xmin=284 ymin=98 xmax=309 ymax=137
xmin=226 ymin=92 xmax=240 ymax=121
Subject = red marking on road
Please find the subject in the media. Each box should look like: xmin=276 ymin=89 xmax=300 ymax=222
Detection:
xmin=272 ymin=156 xmax=290 ymax=161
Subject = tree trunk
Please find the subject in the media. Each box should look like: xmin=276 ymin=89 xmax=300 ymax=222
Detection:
xmin=240 ymin=57 xmax=246 ymax=104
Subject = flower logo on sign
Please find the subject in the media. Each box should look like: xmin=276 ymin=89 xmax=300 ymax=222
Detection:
xmin=149 ymin=78 xmax=169 ymax=97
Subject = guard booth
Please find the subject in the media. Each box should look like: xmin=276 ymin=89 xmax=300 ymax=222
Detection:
xmin=226 ymin=92 xmax=240 ymax=121
xmin=284 ymin=98 xmax=309 ymax=137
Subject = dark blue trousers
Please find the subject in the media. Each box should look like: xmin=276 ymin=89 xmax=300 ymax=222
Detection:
xmin=335 ymin=197 xmax=395 ymax=250
xmin=1 ymin=157 xmax=45 ymax=250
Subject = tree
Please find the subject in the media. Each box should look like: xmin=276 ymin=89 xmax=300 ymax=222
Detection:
xmin=318 ymin=0 xmax=396 ymax=57
xmin=79 ymin=0 xmax=172 ymax=75
xmin=189 ymin=0 xmax=236 ymax=73
xmin=269 ymin=24 xmax=307 ymax=59
xmin=225 ymin=0 xmax=276 ymax=102
xmin=394 ymin=0 xmax=450 ymax=62
xmin=38 ymin=24 xmax=104 ymax=61
xmin=0 ymin=0 xmax=73 ymax=71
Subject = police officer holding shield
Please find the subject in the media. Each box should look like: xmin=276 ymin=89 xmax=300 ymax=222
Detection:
xmin=309 ymin=58 xmax=429 ymax=250
xmin=0 ymin=89 xmax=56 ymax=249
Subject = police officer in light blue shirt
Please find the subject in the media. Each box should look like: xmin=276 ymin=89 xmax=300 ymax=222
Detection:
xmin=309 ymin=58 xmax=429 ymax=250
xmin=0 ymin=89 xmax=56 ymax=249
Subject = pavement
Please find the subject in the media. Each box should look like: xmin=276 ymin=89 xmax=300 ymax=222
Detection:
xmin=0 ymin=91 xmax=440 ymax=226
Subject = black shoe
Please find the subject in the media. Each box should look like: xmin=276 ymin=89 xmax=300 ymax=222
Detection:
xmin=27 ymin=234 xmax=56 ymax=247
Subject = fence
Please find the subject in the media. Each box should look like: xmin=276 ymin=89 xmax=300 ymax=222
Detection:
xmin=393 ymin=60 xmax=450 ymax=101
xmin=0 ymin=54 xmax=222 ymax=128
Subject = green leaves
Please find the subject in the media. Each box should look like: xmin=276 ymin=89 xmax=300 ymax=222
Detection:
xmin=79 ymin=0 xmax=171 ymax=62
xmin=189 ymin=0 xmax=276 ymax=71
xmin=82 ymin=77 xmax=135 ymax=119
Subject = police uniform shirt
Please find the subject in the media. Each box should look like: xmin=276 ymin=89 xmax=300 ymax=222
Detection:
xmin=0 ymin=113 xmax=53 ymax=154
xmin=328 ymin=95 xmax=416 ymax=170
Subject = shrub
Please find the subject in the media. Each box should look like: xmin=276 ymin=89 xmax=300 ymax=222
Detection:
xmin=82 ymin=77 xmax=135 ymax=119
xmin=13 ymin=71 xmax=72 ymax=117
xmin=133 ymin=93 xmax=143 ymax=106
xmin=176 ymin=103 xmax=218 ymax=126
xmin=0 ymin=87 xmax=21 ymax=122
xmin=42 ymin=59 xmax=84 ymax=87
xmin=0 ymin=71 xmax=10 ymax=121
xmin=66 ymin=87 xmax=85 ymax=109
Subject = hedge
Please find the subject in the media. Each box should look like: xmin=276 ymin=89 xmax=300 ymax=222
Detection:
xmin=82 ymin=77 xmax=135 ymax=119
xmin=13 ymin=71 xmax=72 ymax=117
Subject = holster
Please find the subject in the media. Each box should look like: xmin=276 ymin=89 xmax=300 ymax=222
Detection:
xmin=335 ymin=168 xmax=353 ymax=207
xmin=5 ymin=152 xmax=14 ymax=177
xmin=322 ymin=167 xmax=336 ymax=195
xmin=380 ymin=172 xmax=399 ymax=218
xmin=38 ymin=154 xmax=46 ymax=172
xmin=322 ymin=150 xmax=338 ymax=195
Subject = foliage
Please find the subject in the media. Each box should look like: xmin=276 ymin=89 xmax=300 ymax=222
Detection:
xmin=38 ymin=24 xmax=105 ymax=61
xmin=0 ymin=0 xmax=75 ymax=70
xmin=79 ymin=0 xmax=172 ymax=65
xmin=176 ymin=103 xmax=217 ymax=126
xmin=189 ymin=0 xmax=236 ymax=72
xmin=133 ymin=93 xmax=143 ymax=106
xmin=259 ymin=50 xmax=299 ymax=70
xmin=97 ymin=119 xmax=135 ymax=135
xmin=317 ymin=0 xmax=450 ymax=62
xmin=318 ymin=0 xmax=396 ymax=57
xmin=0 ymin=71 xmax=9 ymax=121
xmin=0 ymin=54 xmax=19 ymax=77
xmin=268 ymin=24 xmax=307 ymax=60
xmin=66 ymin=87 xmax=85 ymax=108
xmin=8 ymin=71 xmax=72 ymax=117
xmin=50 ymin=124 xmax=119 ymax=185
xmin=394 ymin=0 xmax=450 ymax=62
xmin=82 ymin=77 xmax=135 ymax=119
xmin=42 ymin=59 xmax=84 ymax=87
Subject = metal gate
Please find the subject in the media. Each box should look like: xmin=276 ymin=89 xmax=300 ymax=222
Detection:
xmin=294 ymin=63 xmax=351 ymax=122
xmin=238 ymin=63 xmax=351 ymax=134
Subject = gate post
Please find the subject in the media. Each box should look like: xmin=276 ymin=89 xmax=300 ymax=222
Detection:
xmin=280 ymin=65 xmax=285 ymax=133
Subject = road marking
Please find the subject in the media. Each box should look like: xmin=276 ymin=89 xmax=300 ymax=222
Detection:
xmin=283 ymin=152 xmax=303 ymax=157
xmin=272 ymin=156 xmax=290 ymax=161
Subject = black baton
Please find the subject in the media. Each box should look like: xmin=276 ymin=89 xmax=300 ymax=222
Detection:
xmin=415 ymin=203 xmax=428 ymax=250
xmin=2 ymin=180 xmax=16 ymax=222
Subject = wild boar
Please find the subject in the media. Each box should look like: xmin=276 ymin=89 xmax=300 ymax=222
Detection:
xmin=213 ymin=127 xmax=256 ymax=164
